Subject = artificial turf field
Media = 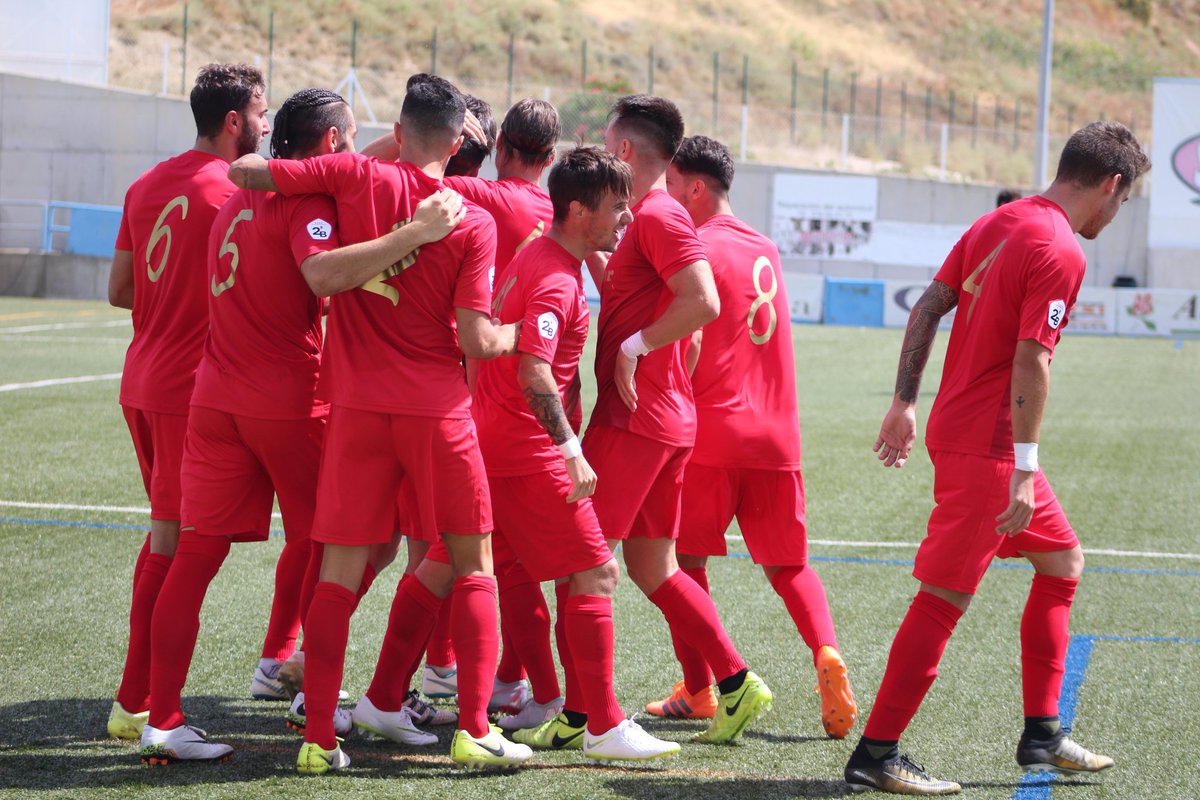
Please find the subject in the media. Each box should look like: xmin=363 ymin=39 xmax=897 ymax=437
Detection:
xmin=1 ymin=295 xmax=1197 ymax=799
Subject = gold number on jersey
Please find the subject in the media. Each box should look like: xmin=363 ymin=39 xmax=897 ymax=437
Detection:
xmin=747 ymin=256 xmax=778 ymax=345
xmin=514 ymin=221 xmax=545 ymax=255
xmin=145 ymin=196 xmax=189 ymax=282
xmin=360 ymin=217 xmax=419 ymax=305
xmin=961 ymin=240 xmax=1005 ymax=322
xmin=211 ymin=209 xmax=254 ymax=297
xmin=491 ymin=274 xmax=517 ymax=317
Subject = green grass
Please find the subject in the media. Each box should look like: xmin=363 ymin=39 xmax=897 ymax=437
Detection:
xmin=1 ymin=296 xmax=1198 ymax=798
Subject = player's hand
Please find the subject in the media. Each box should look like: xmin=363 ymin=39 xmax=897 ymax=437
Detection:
xmin=228 ymin=153 xmax=270 ymax=188
xmin=874 ymin=402 xmax=917 ymax=468
xmin=462 ymin=109 xmax=486 ymax=146
xmin=615 ymin=352 xmax=638 ymax=411
xmin=411 ymin=189 xmax=465 ymax=243
xmin=564 ymin=453 xmax=597 ymax=502
xmin=995 ymin=468 xmax=1036 ymax=535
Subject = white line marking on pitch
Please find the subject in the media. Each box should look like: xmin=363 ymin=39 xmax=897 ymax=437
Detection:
xmin=0 ymin=500 xmax=282 ymax=519
xmin=723 ymin=534 xmax=1200 ymax=561
xmin=0 ymin=501 xmax=1193 ymax=560
xmin=0 ymin=335 xmax=131 ymax=344
xmin=0 ymin=374 xmax=122 ymax=392
xmin=0 ymin=320 xmax=130 ymax=334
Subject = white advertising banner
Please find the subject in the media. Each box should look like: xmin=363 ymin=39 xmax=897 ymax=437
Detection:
xmin=783 ymin=272 xmax=825 ymax=323
xmin=1149 ymin=78 xmax=1200 ymax=249
xmin=1114 ymin=288 xmax=1200 ymax=336
xmin=1064 ymin=288 xmax=1118 ymax=335
xmin=859 ymin=221 xmax=965 ymax=269
xmin=772 ymin=174 xmax=877 ymax=260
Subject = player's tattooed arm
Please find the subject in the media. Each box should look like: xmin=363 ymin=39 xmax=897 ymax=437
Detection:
xmin=894 ymin=279 xmax=958 ymax=404
xmin=518 ymin=355 xmax=573 ymax=444
xmin=875 ymin=279 xmax=956 ymax=468
xmin=227 ymin=154 xmax=279 ymax=191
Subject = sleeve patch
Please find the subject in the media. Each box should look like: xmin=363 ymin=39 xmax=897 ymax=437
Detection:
xmin=1047 ymin=299 xmax=1066 ymax=330
xmin=537 ymin=311 xmax=560 ymax=340
xmin=307 ymin=218 xmax=332 ymax=241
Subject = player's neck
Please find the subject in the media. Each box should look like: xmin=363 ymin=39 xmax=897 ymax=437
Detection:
xmin=399 ymin=148 xmax=448 ymax=181
xmin=545 ymin=226 xmax=589 ymax=262
xmin=496 ymin=163 xmax=543 ymax=185
xmin=632 ymin=168 xmax=667 ymax=205
xmin=1039 ymin=182 xmax=1092 ymax=234
xmin=193 ymin=135 xmax=238 ymax=163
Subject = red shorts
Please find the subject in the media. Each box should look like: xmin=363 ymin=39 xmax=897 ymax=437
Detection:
xmin=915 ymin=450 xmax=1078 ymax=594
xmin=180 ymin=407 xmax=325 ymax=543
xmin=122 ymin=406 xmax=187 ymax=520
xmin=489 ymin=467 xmax=612 ymax=582
xmin=678 ymin=463 xmax=809 ymax=566
xmin=583 ymin=425 xmax=689 ymax=540
xmin=423 ymin=528 xmax=520 ymax=575
xmin=394 ymin=477 xmax=438 ymax=543
xmin=312 ymin=407 xmax=492 ymax=546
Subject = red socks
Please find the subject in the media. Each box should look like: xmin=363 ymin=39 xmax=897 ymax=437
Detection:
xmin=261 ymin=536 xmax=311 ymax=661
xmin=116 ymin=551 xmax=172 ymax=712
xmin=365 ymin=574 xmax=443 ymax=711
xmin=670 ymin=566 xmax=713 ymax=694
xmin=863 ymin=591 xmax=963 ymax=741
xmin=499 ymin=568 xmax=558 ymax=702
xmin=769 ymin=565 xmax=839 ymax=663
xmin=147 ymin=532 xmax=231 ymax=729
xmin=565 ymin=594 xmax=624 ymax=734
xmin=452 ymin=575 xmax=499 ymax=737
xmin=425 ymin=596 xmax=456 ymax=668
xmin=554 ymin=582 xmax=584 ymax=714
xmin=648 ymin=570 xmax=746 ymax=683
xmin=302 ymin=581 xmax=357 ymax=749
xmin=1021 ymin=574 xmax=1078 ymax=717
xmin=131 ymin=533 xmax=151 ymax=596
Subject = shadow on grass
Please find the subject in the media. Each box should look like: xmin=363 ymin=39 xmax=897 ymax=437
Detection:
xmin=606 ymin=775 xmax=856 ymax=799
xmin=0 ymin=695 xmax=470 ymax=791
xmin=636 ymin=717 xmax=829 ymax=746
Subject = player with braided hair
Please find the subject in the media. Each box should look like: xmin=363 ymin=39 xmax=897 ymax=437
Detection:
xmin=136 ymin=87 xmax=467 ymax=765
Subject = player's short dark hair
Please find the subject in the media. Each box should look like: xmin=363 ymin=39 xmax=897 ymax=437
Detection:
xmin=608 ymin=94 xmax=685 ymax=161
xmin=995 ymin=188 xmax=1022 ymax=207
xmin=446 ymin=95 xmax=497 ymax=177
xmin=191 ymin=63 xmax=265 ymax=139
xmin=270 ymin=88 xmax=351 ymax=160
xmin=400 ymin=73 xmax=466 ymax=147
xmin=1055 ymin=121 xmax=1150 ymax=192
xmin=672 ymin=135 xmax=735 ymax=193
xmin=499 ymin=99 xmax=560 ymax=169
xmin=547 ymin=146 xmax=633 ymax=224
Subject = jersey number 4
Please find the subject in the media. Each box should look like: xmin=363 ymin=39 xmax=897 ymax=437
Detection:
xmin=961 ymin=240 xmax=1005 ymax=322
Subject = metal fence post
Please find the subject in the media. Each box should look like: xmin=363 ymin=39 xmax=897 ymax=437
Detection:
xmin=507 ymin=33 xmax=515 ymax=108
xmin=940 ymin=123 xmax=949 ymax=179
xmin=790 ymin=61 xmax=797 ymax=144
xmin=900 ymin=81 xmax=907 ymax=144
xmin=875 ymin=76 xmax=883 ymax=145
xmin=431 ymin=27 xmax=437 ymax=74
xmin=581 ymin=39 xmax=587 ymax=86
xmin=711 ymin=51 xmax=719 ymax=137
xmin=740 ymin=54 xmax=749 ymax=161
xmin=180 ymin=3 xmax=188 ymax=95
xmin=840 ymin=114 xmax=849 ymax=170
xmin=821 ymin=68 xmax=829 ymax=141
xmin=848 ymin=72 xmax=857 ymax=151
xmin=925 ymin=86 xmax=932 ymax=141
xmin=267 ymin=10 xmax=275 ymax=104
xmin=648 ymin=46 xmax=654 ymax=94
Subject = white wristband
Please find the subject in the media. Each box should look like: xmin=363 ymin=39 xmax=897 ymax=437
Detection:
xmin=558 ymin=436 xmax=583 ymax=460
xmin=1013 ymin=442 xmax=1039 ymax=472
xmin=620 ymin=330 xmax=652 ymax=359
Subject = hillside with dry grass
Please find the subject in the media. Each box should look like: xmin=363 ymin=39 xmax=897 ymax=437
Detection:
xmin=107 ymin=0 xmax=1200 ymax=180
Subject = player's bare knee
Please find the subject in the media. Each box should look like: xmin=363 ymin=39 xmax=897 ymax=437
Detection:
xmin=414 ymin=558 xmax=455 ymax=598
xmin=572 ymin=558 xmax=619 ymax=596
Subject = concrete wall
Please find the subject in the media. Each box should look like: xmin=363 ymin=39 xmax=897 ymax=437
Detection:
xmin=0 ymin=251 xmax=110 ymax=299
xmin=0 ymin=71 xmax=1165 ymax=297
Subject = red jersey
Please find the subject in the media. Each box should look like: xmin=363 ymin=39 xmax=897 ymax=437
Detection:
xmin=925 ymin=195 xmax=1086 ymax=460
xmin=474 ymin=236 xmax=589 ymax=476
xmin=115 ymin=150 xmax=236 ymax=414
xmin=444 ymin=175 xmax=553 ymax=305
xmin=690 ymin=215 xmax=801 ymax=470
xmin=269 ymin=152 xmax=497 ymax=418
xmin=589 ymin=189 xmax=707 ymax=447
xmin=190 ymin=189 xmax=339 ymax=420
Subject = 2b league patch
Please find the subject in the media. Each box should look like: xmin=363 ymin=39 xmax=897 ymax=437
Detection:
xmin=1047 ymin=299 xmax=1066 ymax=330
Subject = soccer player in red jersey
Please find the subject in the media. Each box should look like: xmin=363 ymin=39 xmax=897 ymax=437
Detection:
xmin=587 ymin=95 xmax=772 ymax=744
xmin=845 ymin=122 xmax=1149 ymax=795
xmin=105 ymin=63 xmax=270 ymax=741
xmin=135 ymin=88 xmax=467 ymax=764
xmin=652 ymin=135 xmax=858 ymax=738
xmin=445 ymin=94 xmax=497 ymax=178
xmin=474 ymin=145 xmax=679 ymax=761
xmin=364 ymin=96 xmax=562 ymax=718
xmin=229 ymin=74 xmax=529 ymax=773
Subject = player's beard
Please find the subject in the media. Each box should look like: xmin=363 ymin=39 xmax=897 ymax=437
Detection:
xmin=235 ymin=114 xmax=263 ymax=158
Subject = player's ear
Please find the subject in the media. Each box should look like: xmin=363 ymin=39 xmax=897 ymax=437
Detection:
xmin=393 ymin=121 xmax=403 ymax=146
xmin=1102 ymin=173 xmax=1122 ymax=197
xmin=448 ymin=133 xmax=464 ymax=157
xmin=569 ymin=199 xmax=585 ymax=218
xmin=224 ymin=109 xmax=241 ymax=138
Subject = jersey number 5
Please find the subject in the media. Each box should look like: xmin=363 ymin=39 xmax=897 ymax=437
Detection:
xmin=211 ymin=209 xmax=254 ymax=297
xmin=145 ymin=196 xmax=189 ymax=282
xmin=747 ymin=256 xmax=778 ymax=345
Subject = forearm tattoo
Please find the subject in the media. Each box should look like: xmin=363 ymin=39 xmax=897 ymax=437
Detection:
xmin=522 ymin=386 xmax=573 ymax=445
xmin=895 ymin=280 xmax=958 ymax=404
